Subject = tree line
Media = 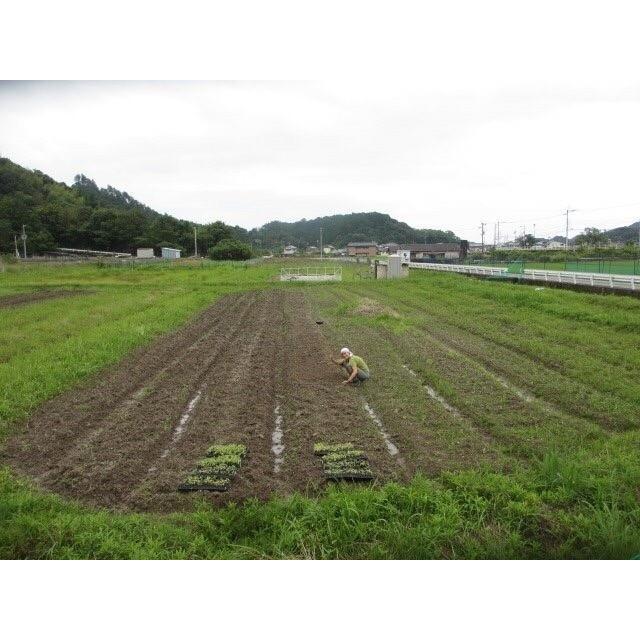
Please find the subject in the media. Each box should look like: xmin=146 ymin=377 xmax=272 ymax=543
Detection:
xmin=0 ymin=158 xmax=249 ymax=257
xmin=1 ymin=157 xmax=461 ymax=258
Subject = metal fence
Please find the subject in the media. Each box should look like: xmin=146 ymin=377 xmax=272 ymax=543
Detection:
xmin=462 ymin=256 xmax=640 ymax=276
xmin=280 ymin=266 xmax=343 ymax=282
xmin=408 ymin=261 xmax=640 ymax=292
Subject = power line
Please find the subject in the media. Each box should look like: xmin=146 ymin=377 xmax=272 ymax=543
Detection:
xmin=577 ymin=201 xmax=640 ymax=213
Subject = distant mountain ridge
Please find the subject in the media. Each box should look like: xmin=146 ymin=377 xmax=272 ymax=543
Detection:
xmin=250 ymin=212 xmax=459 ymax=249
xmin=0 ymin=157 xmax=459 ymax=255
xmin=603 ymin=220 xmax=640 ymax=244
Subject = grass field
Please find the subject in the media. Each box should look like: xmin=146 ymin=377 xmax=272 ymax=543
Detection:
xmin=1 ymin=259 xmax=639 ymax=559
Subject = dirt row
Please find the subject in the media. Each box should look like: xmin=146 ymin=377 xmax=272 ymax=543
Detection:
xmin=4 ymin=290 xmax=403 ymax=512
xmin=0 ymin=289 xmax=88 ymax=309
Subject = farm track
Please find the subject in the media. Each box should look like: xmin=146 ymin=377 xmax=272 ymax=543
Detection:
xmin=0 ymin=289 xmax=88 ymax=309
xmin=4 ymin=289 xmax=401 ymax=512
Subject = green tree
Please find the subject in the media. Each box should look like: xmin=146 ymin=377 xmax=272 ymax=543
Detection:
xmin=517 ymin=233 xmax=536 ymax=248
xmin=208 ymin=239 xmax=253 ymax=261
xmin=574 ymin=227 xmax=607 ymax=247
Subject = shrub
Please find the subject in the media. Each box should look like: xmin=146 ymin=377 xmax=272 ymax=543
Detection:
xmin=208 ymin=239 xmax=252 ymax=261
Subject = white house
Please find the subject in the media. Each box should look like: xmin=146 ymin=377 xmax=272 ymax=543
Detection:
xmin=136 ymin=247 xmax=154 ymax=258
xmin=161 ymin=247 xmax=181 ymax=259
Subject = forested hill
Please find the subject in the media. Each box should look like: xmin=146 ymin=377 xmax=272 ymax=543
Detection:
xmin=252 ymin=212 xmax=459 ymax=248
xmin=603 ymin=220 xmax=640 ymax=244
xmin=0 ymin=158 xmax=247 ymax=255
xmin=0 ymin=157 xmax=459 ymax=255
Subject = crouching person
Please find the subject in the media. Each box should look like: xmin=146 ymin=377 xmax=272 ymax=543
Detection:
xmin=333 ymin=347 xmax=370 ymax=385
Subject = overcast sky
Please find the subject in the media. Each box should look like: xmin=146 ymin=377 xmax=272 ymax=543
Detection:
xmin=1 ymin=80 xmax=639 ymax=242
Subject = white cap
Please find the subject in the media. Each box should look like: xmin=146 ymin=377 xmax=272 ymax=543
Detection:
xmin=340 ymin=347 xmax=351 ymax=356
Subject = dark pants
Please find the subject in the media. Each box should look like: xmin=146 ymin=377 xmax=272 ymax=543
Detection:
xmin=342 ymin=363 xmax=370 ymax=382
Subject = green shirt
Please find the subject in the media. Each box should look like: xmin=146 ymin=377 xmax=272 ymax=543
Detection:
xmin=347 ymin=355 xmax=369 ymax=373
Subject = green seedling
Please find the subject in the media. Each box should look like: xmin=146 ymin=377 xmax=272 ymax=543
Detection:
xmin=179 ymin=443 xmax=246 ymax=492
xmin=315 ymin=442 xmax=374 ymax=482
xmin=206 ymin=444 xmax=247 ymax=458
xmin=178 ymin=474 xmax=231 ymax=492
xmin=198 ymin=454 xmax=242 ymax=468
xmin=313 ymin=442 xmax=355 ymax=456
xmin=323 ymin=450 xmax=366 ymax=464
xmin=324 ymin=469 xmax=374 ymax=481
xmin=323 ymin=458 xmax=371 ymax=472
xmin=193 ymin=463 xmax=238 ymax=478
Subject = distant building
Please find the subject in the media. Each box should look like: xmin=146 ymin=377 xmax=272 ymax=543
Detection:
xmin=305 ymin=245 xmax=319 ymax=254
xmin=161 ymin=247 xmax=181 ymax=259
xmin=379 ymin=243 xmax=400 ymax=254
xmin=397 ymin=242 xmax=467 ymax=262
xmin=468 ymin=242 xmax=485 ymax=253
xmin=283 ymin=245 xmax=298 ymax=256
xmin=136 ymin=248 xmax=154 ymax=258
xmin=347 ymin=242 xmax=378 ymax=257
xmin=546 ymin=240 xmax=565 ymax=249
xmin=323 ymin=244 xmax=337 ymax=255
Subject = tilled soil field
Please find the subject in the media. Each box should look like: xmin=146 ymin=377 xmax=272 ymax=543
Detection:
xmin=4 ymin=290 xmax=402 ymax=512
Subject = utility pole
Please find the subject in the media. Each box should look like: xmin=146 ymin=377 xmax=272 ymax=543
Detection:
xmin=565 ymin=208 xmax=576 ymax=250
xmin=493 ymin=223 xmax=497 ymax=249
xmin=533 ymin=223 xmax=536 ymax=241
xmin=319 ymin=227 xmax=323 ymax=260
xmin=480 ymin=222 xmax=486 ymax=253
xmin=14 ymin=235 xmax=20 ymax=258
xmin=21 ymin=225 xmax=27 ymax=259
xmin=496 ymin=220 xmax=500 ymax=247
xmin=193 ymin=226 xmax=198 ymax=258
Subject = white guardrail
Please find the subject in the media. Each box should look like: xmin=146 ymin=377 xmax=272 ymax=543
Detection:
xmin=407 ymin=262 xmax=640 ymax=292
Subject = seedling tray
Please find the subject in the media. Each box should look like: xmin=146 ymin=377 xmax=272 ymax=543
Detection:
xmin=314 ymin=442 xmax=355 ymax=456
xmin=315 ymin=442 xmax=374 ymax=482
xmin=178 ymin=443 xmax=247 ymax=492
xmin=324 ymin=470 xmax=374 ymax=481
xmin=178 ymin=475 xmax=231 ymax=492
xmin=206 ymin=444 xmax=247 ymax=459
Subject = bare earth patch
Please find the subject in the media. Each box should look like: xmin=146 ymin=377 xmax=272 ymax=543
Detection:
xmin=0 ymin=289 xmax=88 ymax=309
